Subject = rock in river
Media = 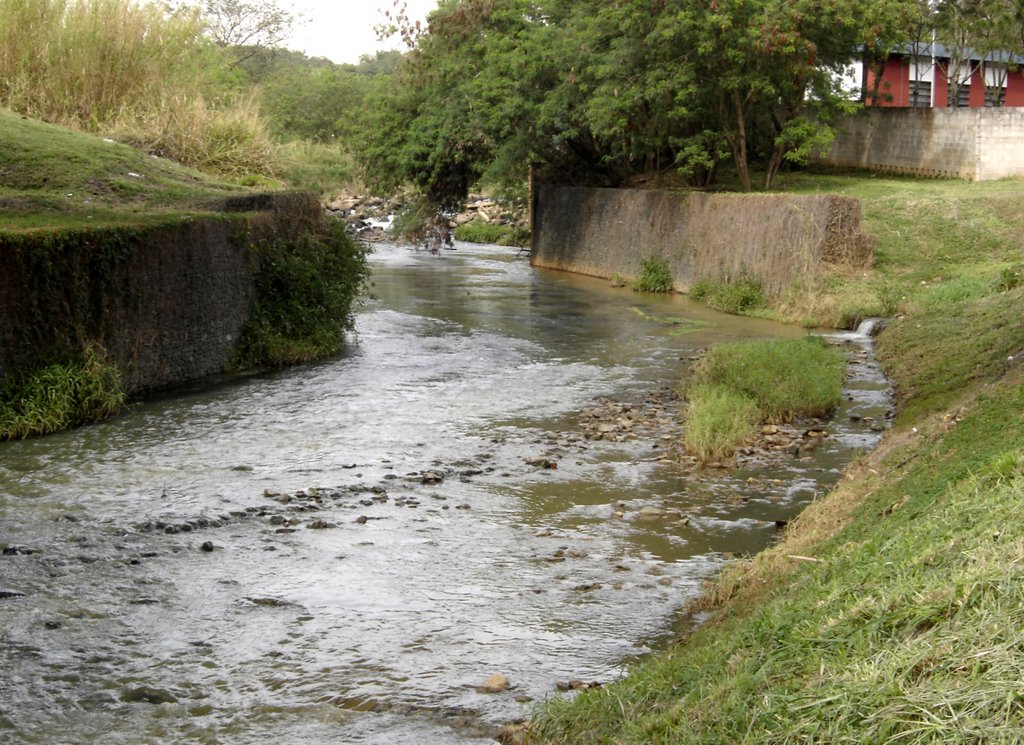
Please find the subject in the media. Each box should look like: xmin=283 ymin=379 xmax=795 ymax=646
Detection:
xmin=479 ymin=673 xmax=510 ymax=693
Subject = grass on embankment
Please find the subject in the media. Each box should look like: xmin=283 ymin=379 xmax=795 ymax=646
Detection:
xmin=531 ymin=285 xmax=1024 ymax=742
xmin=683 ymin=337 xmax=846 ymax=462
xmin=0 ymin=107 xmax=247 ymax=232
xmin=700 ymin=171 xmax=1024 ymax=329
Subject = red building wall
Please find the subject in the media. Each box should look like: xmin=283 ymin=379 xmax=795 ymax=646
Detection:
xmin=934 ymin=65 xmax=949 ymax=107
xmin=968 ymin=67 xmax=987 ymax=107
xmin=1005 ymin=70 xmax=1024 ymax=106
xmin=869 ymin=55 xmax=1024 ymax=108
xmin=867 ymin=58 xmax=909 ymax=106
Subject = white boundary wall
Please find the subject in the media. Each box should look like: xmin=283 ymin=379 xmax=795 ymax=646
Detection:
xmin=822 ymin=108 xmax=1024 ymax=181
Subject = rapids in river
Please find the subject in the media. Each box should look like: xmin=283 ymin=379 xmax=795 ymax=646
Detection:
xmin=0 ymin=243 xmax=890 ymax=744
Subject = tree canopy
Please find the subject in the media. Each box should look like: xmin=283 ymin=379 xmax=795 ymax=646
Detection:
xmin=359 ymin=0 xmax=917 ymax=213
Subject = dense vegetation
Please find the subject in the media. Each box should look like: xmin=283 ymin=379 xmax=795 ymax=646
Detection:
xmin=5 ymin=0 xmax=1023 ymax=217
xmin=0 ymin=98 xmax=368 ymax=436
xmin=360 ymin=0 xmax=912 ymax=216
xmin=231 ymin=220 xmax=370 ymax=370
xmin=0 ymin=343 xmax=125 ymax=440
xmin=0 ymin=0 xmax=398 ymax=194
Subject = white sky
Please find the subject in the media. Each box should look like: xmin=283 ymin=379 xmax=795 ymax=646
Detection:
xmin=283 ymin=0 xmax=440 ymax=64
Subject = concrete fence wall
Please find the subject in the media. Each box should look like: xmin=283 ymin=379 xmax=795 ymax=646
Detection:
xmin=0 ymin=192 xmax=322 ymax=395
xmin=822 ymin=107 xmax=1024 ymax=180
xmin=530 ymin=186 xmax=872 ymax=297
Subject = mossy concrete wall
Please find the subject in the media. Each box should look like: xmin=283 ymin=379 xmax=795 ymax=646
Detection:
xmin=0 ymin=191 xmax=321 ymax=394
xmin=530 ymin=186 xmax=872 ymax=297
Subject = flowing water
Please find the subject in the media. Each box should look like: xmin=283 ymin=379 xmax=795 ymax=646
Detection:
xmin=0 ymin=243 xmax=891 ymax=744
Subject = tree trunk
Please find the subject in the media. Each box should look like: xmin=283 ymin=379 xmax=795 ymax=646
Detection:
xmin=732 ymin=90 xmax=751 ymax=192
xmin=764 ymin=148 xmax=784 ymax=190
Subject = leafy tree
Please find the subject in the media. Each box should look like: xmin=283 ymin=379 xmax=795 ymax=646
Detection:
xmin=969 ymin=0 xmax=1021 ymax=105
xmin=360 ymin=0 xmax=914 ymax=231
xmin=929 ymin=0 xmax=1024 ymax=106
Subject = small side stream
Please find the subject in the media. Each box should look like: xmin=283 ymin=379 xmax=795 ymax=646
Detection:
xmin=0 ymin=244 xmax=890 ymax=744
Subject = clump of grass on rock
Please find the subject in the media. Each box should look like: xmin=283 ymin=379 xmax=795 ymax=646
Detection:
xmin=684 ymin=337 xmax=845 ymax=461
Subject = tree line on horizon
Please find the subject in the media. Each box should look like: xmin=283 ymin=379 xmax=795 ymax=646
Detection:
xmin=2 ymin=0 xmax=1023 ymax=215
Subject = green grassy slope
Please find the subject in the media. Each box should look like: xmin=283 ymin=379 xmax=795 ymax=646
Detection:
xmin=769 ymin=171 xmax=1024 ymax=328
xmin=532 ymin=175 xmax=1024 ymax=743
xmin=0 ymin=107 xmax=246 ymax=231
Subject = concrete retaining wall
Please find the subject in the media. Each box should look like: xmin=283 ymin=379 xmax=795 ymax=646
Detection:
xmin=822 ymin=107 xmax=1024 ymax=180
xmin=530 ymin=186 xmax=871 ymax=297
xmin=0 ymin=192 xmax=322 ymax=394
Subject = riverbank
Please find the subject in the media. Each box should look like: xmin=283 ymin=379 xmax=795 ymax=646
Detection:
xmin=529 ymin=176 xmax=1024 ymax=742
xmin=0 ymin=109 xmax=367 ymax=438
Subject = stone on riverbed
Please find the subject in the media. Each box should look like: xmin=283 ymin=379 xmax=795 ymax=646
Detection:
xmin=479 ymin=673 xmax=510 ymax=693
xmin=121 ymin=686 xmax=178 ymax=705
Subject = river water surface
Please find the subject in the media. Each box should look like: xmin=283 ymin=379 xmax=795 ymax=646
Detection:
xmin=0 ymin=243 xmax=890 ymax=744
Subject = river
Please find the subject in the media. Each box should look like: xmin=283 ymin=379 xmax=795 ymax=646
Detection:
xmin=0 ymin=242 xmax=890 ymax=744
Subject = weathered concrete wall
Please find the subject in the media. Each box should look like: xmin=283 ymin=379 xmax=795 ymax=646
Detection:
xmin=822 ymin=108 xmax=1024 ymax=180
xmin=0 ymin=192 xmax=321 ymax=394
xmin=530 ymin=186 xmax=871 ymax=297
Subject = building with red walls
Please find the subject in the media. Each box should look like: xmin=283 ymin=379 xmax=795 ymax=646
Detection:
xmin=861 ymin=44 xmax=1024 ymax=108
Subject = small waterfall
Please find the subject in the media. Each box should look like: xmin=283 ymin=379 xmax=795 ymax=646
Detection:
xmin=856 ymin=317 xmax=887 ymax=337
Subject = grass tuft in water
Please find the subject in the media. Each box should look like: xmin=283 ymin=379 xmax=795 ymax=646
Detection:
xmin=633 ymin=259 xmax=674 ymax=293
xmin=682 ymin=337 xmax=845 ymax=461
xmin=683 ymin=384 xmax=760 ymax=462
xmin=697 ymin=336 xmax=845 ymax=421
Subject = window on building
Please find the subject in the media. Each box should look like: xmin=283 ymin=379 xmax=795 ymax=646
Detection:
xmin=949 ymin=82 xmax=970 ymax=107
xmin=985 ymin=87 xmax=1006 ymax=107
xmin=910 ymin=80 xmax=932 ymax=107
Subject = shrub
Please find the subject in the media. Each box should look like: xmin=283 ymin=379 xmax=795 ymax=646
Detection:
xmin=698 ymin=336 xmax=845 ymax=421
xmin=683 ymin=384 xmax=760 ymax=462
xmin=0 ymin=0 xmax=208 ymax=126
xmin=114 ymin=93 xmax=274 ymax=176
xmin=390 ymin=199 xmax=453 ymax=252
xmin=689 ymin=276 xmax=766 ymax=314
xmin=0 ymin=343 xmax=125 ymax=440
xmin=633 ymin=259 xmax=674 ymax=292
xmin=232 ymin=221 xmax=370 ymax=369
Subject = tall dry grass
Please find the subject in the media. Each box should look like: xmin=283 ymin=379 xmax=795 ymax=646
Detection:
xmin=0 ymin=0 xmax=272 ymax=175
